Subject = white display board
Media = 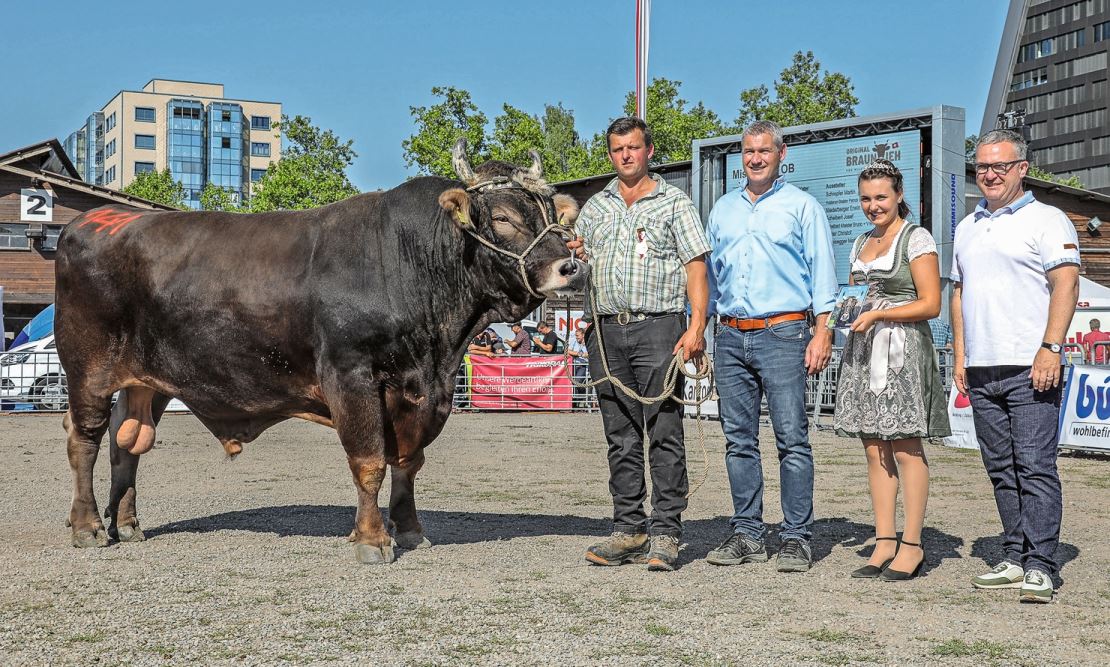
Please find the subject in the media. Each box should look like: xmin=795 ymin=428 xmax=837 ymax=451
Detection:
xmin=1058 ymin=364 xmax=1110 ymax=453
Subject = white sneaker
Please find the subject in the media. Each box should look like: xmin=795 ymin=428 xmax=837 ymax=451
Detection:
xmin=1020 ymin=569 xmax=1053 ymax=603
xmin=971 ymin=561 xmax=1024 ymax=589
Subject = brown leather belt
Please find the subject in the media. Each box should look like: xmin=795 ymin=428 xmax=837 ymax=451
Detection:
xmin=720 ymin=311 xmax=807 ymax=331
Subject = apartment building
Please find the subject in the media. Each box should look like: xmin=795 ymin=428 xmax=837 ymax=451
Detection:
xmin=63 ymin=79 xmax=281 ymax=209
xmin=983 ymin=0 xmax=1110 ymax=193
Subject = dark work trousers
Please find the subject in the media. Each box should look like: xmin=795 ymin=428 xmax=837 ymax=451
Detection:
xmin=966 ymin=365 xmax=1063 ymax=574
xmin=586 ymin=313 xmax=688 ymax=537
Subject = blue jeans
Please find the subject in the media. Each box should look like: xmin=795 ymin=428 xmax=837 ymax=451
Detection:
xmin=714 ymin=321 xmax=814 ymax=541
xmin=966 ymin=366 xmax=1062 ymax=574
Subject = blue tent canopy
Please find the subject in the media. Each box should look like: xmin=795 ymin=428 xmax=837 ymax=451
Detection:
xmin=11 ymin=304 xmax=54 ymax=349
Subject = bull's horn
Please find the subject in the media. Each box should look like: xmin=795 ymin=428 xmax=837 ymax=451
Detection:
xmin=526 ymin=150 xmax=543 ymax=179
xmin=452 ymin=138 xmax=477 ymax=185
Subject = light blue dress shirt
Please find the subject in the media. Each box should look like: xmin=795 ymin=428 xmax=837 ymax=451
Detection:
xmin=707 ymin=178 xmax=838 ymax=318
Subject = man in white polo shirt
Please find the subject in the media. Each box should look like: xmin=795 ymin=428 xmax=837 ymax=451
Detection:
xmin=951 ymin=129 xmax=1080 ymax=604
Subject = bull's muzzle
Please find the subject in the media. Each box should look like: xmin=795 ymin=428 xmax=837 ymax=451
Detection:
xmin=539 ymin=258 xmax=590 ymax=296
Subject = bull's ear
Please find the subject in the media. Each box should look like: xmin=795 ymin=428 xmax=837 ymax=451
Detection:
xmin=553 ymin=193 xmax=579 ymax=226
xmin=438 ymin=188 xmax=473 ymax=227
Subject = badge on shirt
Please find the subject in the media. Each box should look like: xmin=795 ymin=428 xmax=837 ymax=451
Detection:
xmin=635 ymin=227 xmax=649 ymax=260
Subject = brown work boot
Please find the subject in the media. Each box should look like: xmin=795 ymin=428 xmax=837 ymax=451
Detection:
xmin=585 ymin=531 xmax=649 ymax=566
xmin=646 ymin=534 xmax=681 ymax=571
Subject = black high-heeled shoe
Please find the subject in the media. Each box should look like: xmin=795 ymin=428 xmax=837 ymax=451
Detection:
xmin=879 ymin=539 xmax=925 ymax=581
xmin=850 ymin=536 xmax=898 ymax=579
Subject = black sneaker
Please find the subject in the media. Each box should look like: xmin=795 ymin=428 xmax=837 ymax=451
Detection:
xmin=777 ymin=537 xmax=812 ymax=573
xmin=706 ymin=531 xmax=768 ymax=566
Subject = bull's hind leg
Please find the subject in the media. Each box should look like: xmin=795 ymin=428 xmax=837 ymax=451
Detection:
xmin=115 ymin=387 xmax=158 ymax=455
xmin=65 ymin=392 xmax=113 ymax=548
xmin=388 ymin=450 xmax=431 ymax=550
xmin=106 ymin=391 xmax=172 ymax=543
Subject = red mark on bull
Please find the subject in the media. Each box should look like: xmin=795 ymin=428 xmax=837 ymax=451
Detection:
xmin=78 ymin=209 xmax=142 ymax=235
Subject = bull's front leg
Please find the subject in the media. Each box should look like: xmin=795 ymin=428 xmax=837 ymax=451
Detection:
xmin=346 ymin=453 xmax=393 ymax=564
xmin=329 ymin=379 xmax=394 ymax=564
xmin=389 ymin=449 xmax=431 ymax=550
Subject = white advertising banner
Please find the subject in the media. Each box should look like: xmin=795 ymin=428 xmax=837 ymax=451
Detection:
xmin=942 ymin=384 xmax=979 ymax=450
xmin=1058 ymin=364 xmax=1110 ymax=453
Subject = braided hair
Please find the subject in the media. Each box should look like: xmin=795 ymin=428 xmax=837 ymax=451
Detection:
xmin=858 ymin=158 xmax=910 ymax=220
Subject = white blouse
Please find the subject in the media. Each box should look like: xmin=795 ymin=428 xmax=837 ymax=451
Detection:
xmin=851 ymin=225 xmax=937 ymax=273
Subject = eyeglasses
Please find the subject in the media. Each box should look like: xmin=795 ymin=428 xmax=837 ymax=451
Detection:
xmin=974 ymin=159 xmax=1025 ymax=176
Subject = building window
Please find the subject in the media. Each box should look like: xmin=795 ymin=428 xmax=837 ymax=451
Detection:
xmin=250 ymin=168 xmax=267 ymax=182
xmin=1054 ymin=109 xmax=1107 ymax=134
xmin=105 ymin=165 xmax=117 ymax=184
xmin=0 ymin=223 xmax=29 ymax=249
xmin=250 ymin=142 xmax=271 ymax=157
xmin=134 ymin=161 xmax=155 ymax=175
xmin=1011 ymin=67 xmax=1047 ymax=92
xmin=1056 ymin=52 xmax=1108 ymax=79
xmin=221 ymin=137 xmax=231 ymax=149
xmin=135 ymin=107 xmax=156 ymax=122
xmin=1092 ymin=137 xmax=1110 ymax=157
xmin=1018 ymin=37 xmax=1054 ymax=63
xmin=251 ymin=115 xmax=271 ymax=130
xmin=135 ymin=134 xmax=156 ymax=150
xmin=1059 ymin=165 xmax=1110 ymax=190
xmin=105 ymin=112 xmax=116 ymax=132
xmin=1031 ymin=141 xmax=1085 ymax=165
xmin=105 ymin=139 xmax=116 ymax=158
xmin=1027 ymin=121 xmax=1048 ymax=141
xmin=221 ymin=110 xmax=232 ymax=122
xmin=172 ymin=106 xmax=202 ymax=119
xmin=1096 ymin=20 xmax=1110 ymax=42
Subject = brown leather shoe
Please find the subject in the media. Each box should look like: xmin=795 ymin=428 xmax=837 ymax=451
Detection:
xmin=585 ymin=531 xmax=649 ymax=566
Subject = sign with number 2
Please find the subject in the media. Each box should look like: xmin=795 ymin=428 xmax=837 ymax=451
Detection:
xmin=20 ymin=188 xmax=53 ymax=222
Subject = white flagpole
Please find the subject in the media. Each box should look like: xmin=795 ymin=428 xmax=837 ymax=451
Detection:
xmin=635 ymin=0 xmax=650 ymax=120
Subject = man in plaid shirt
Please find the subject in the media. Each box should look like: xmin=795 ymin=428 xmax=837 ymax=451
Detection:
xmin=568 ymin=117 xmax=710 ymax=572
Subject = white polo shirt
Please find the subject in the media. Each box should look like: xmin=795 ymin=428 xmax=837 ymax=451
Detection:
xmin=951 ymin=192 xmax=1080 ymax=367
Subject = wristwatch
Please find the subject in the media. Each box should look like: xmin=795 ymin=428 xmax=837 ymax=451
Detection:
xmin=1041 ymin=341 xmax=1062 ymax=353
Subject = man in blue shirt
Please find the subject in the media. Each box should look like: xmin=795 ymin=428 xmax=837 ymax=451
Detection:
xmin=704 ymin=120 xmax=838 ymax=573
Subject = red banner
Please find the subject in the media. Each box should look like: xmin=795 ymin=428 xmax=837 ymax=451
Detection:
xmin=469 ymin=356 xmax=572 ymax=410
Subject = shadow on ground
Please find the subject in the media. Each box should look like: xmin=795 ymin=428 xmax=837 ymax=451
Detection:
xmin=144 ymin=505 xmax=961 ymax=568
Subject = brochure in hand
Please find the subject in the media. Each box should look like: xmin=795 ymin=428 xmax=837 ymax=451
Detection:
xmin=827 ymin=285 xmax=871 ymax=330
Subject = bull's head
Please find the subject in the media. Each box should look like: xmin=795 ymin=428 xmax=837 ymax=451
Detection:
xmin=438 ymin=139 xmax=589 ymax=298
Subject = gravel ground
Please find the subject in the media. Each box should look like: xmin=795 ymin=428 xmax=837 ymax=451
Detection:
xmin=0 ymin=411 xmax=1107 ymax=666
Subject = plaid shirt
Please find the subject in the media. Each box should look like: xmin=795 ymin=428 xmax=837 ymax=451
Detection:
xmin=577 ymin=174 xmax=710 ymax=316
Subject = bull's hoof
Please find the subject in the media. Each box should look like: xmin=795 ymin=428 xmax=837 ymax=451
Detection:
xmin=72 ymin=528 xmax=109 ymax=548
xmin=393 ymin=531 xmax=432 ymax=550
xmin=354 ymin=543 xmax=395 ymax=565
xmin=113 ymin=524 xmax=146 ymax=543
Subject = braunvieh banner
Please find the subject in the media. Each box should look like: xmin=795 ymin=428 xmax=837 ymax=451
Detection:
xmin=470 ymin=356 xmax=572 ymax=410
xmin=1058 ymin=364 xmax=1110 ymax=453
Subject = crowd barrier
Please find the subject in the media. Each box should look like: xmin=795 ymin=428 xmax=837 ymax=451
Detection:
xmin=1 ymin=343 xmax=1099 ymax=415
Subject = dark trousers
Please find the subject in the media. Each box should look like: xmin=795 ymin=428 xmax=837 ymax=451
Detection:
xmin=587 ymin=314 xmax=688 ymax=537
xmin=966 ymin=365 xmax=1063 ymax=574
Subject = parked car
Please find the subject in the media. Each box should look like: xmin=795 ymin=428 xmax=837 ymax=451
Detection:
xmin=0 ymin=335 xmax=67 ymax=411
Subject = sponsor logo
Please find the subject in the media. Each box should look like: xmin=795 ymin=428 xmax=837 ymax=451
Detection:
xmin=845 ymin=142 xmax=902 ymax=167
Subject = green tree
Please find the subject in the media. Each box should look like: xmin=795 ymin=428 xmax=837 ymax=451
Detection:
xmin=402 ymin=87 xmax=490 ymax=177
xmin=620 ymin=78 xmax=729 ymax=163
xmin=1028 ymin=164 xmax=1084 ymax=189
xmin=120 ymin=168 xmax=186 ymax=209
xmin=488 ymin=103 xmax=544 ymax=168
xmin=199 ymin=183 xmax=242 ymax=212
xmin=965 ymin=134 xmax=979 ymax=162
xmin=248 ymin=115 xmax=359 ymax=212
xmin=736 ymin=51 xmax=858 ymax=129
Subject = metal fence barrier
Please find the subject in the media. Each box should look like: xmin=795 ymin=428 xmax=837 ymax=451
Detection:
xmin=0 ymin=343 xmax=1091 ymax=415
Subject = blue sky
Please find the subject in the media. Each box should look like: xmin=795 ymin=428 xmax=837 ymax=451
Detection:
xmin=1 ymin=0 xmax=1007 ymax=191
